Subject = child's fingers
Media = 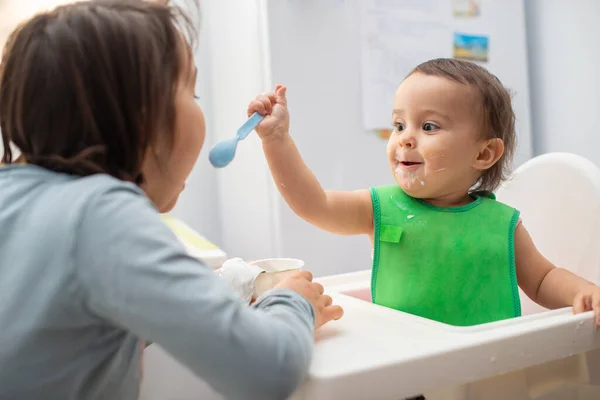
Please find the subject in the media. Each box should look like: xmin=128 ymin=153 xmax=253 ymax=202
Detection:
xmin=316 ymin=294 xmax=333 ymax=311
xmin=313 ymin=282 xmax=325 ymax=295
xmin=333 ymin=305 xmax=344 ymax=320
xmin=321 ymin=305 xmax=344 ymax=323
xmin=321 ymin=294 xmax=333 ymax=307
xmin=296 ymin=270 xmax=314 ymax=282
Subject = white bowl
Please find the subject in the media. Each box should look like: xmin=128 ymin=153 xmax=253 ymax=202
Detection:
xmin=249 ymin=258 xmax=305 ymax=272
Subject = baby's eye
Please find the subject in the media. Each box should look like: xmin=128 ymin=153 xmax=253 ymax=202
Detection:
xmin=194 ymin=94 xmax=200 ymax=100
xmin=394 ymin=122 xmax=406 ymax=132
xmin=423 ymin=122 xmax=439 ymax=132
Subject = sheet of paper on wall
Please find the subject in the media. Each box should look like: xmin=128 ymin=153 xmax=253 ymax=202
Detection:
xmin=453 ymin=32 xmax=489 ymax=62
xmin=359 ymin=0 xmax=453 ymax=131
xmin=452 ymin=0 xmax=481 ymax=17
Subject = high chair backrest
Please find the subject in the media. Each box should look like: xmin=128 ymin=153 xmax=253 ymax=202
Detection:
xmin=495 ymin=153 xmax=600 ymax=315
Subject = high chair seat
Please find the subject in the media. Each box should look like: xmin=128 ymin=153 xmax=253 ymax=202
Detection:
xmin=495 ymin=152 xmax=600 ymax=315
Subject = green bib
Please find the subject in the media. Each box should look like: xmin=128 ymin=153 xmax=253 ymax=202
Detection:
xmin=371 ymin=185 xmax=521 ymax=326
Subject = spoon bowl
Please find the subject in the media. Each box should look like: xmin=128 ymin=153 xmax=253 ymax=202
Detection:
xmin=208 ymin=138 xmax=238 ymax=168
xmin=209 ymin=112 xmax=265 ymax=168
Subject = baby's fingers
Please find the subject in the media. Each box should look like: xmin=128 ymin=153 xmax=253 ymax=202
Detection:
xmin=573 ymin=293 xmax=588 ymax=314
xmin=247 ymin=99 xmax=267 ymax=116
xmin=592 ymin=293 xmax=600 ymax=327
xmin=265 ymin=91 xmax=277 ymax=104
xmin=274 ymin=85 xmax=288 ymax=106
xmin=247 ymin=94 xmax=274 ymax=116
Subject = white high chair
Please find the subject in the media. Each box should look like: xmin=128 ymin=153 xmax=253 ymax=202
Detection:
xmin=495 ymin=152 xmax=600 ymax=315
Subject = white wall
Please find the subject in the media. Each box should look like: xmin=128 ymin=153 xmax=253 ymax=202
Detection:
xmin=197 ymin=0 xmax=280 ymax=261
xmin=0 ymin=0 xmax=71 ymax=49
xmin=525 ymin=0 xmax=600 ymax=164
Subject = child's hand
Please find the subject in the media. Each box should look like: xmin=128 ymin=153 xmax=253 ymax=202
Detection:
xmin=247 ymin=84 xmax=289 ymax=141
xmin=572 ymin=285 xmax=600 ymax=326
xmin=276 ymin=270 xmax=344 ymax=329
xmin=253 ymin=269 xmax=298 ymax=300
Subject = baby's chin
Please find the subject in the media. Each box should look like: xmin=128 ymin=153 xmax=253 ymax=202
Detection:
xmin=392 ymin=170 xmax=427 ymax=197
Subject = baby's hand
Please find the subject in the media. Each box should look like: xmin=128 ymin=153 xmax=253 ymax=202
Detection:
xmin=572 ymin=285 xmax=600 ymax=327
xmin=247 ymin=84 xmax=289 ymax=141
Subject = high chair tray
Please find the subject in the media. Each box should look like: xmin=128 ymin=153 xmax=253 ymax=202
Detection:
xmin=295 ymin=270 xmax=600 ymax=400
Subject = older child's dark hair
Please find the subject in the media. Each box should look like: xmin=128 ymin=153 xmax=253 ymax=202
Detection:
xmin=410 ymin=58 xmax=516 ymax=193
xmin=0 ymin=0 xmax=197 ymax=183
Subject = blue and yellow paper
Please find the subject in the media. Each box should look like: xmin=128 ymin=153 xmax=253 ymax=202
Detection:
xmin=453 ymin=32 xmax=489 ymax=62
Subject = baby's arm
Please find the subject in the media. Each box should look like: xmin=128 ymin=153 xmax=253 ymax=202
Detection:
xmin=264 ymin=132 xmax=372 ymax=235
xmin=248 ymin=85 xmax=373 ymax=236
xmin=515 ymin=223 xmax=600 ymax=325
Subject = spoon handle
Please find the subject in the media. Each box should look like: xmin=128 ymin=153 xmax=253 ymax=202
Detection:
xmin=236 ymin=112 xmax=265 ymax=140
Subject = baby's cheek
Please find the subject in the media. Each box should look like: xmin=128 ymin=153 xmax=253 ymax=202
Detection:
xmin=423 ymin=152 xmax=447 ymax=175
xmin=385 ymin=143 xmax=396 ymax=161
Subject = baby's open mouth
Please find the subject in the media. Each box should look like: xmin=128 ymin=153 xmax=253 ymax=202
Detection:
xmin=395 ymin=160 xmax=424 ymax=173
xmin=399 ymin=161 xmax=422 ymax=166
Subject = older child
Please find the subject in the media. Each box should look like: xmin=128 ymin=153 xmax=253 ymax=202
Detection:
xmin=0 ymin=1 xmax=342 ymax=399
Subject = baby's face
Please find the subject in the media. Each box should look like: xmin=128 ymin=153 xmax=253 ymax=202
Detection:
xmin=387 ymin=73 xmax=485 ymax=200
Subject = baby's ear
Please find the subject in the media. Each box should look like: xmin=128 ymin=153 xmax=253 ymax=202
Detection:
xmin=473 ymin=138 xmax=504 ymax=171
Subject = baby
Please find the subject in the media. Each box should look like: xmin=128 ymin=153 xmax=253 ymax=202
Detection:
xmin=248 ymin=58 xmax=600 ymax=327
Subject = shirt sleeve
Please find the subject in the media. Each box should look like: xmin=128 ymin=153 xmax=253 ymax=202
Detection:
xmin=75 ymin=182 xmax=315 ymax=400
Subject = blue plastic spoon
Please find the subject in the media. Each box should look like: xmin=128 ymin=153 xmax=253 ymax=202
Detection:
xmin=209 ymin=112 xmax=265 ymax=168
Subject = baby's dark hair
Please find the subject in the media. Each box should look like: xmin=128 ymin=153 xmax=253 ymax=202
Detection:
xmin=0 ymin=0 xmax=197 ymax=183
xmin=410 ymin=58 xmax=516 ymax=193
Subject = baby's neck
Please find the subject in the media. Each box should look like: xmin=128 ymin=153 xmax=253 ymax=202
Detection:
xmin=419 ymin=192 xmax=476 ymax=208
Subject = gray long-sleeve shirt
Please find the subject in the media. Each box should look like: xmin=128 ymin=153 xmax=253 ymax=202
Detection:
xmin=0 ymin=164 xmax=315 ymax=400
